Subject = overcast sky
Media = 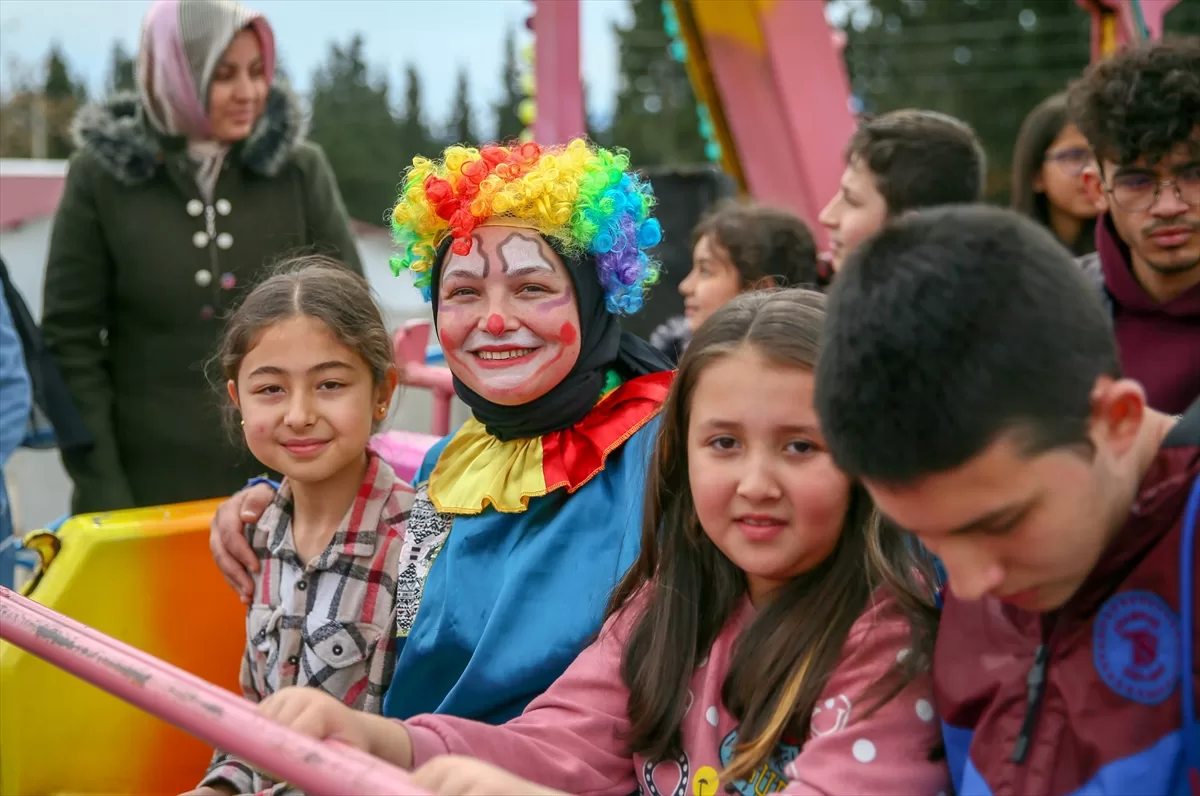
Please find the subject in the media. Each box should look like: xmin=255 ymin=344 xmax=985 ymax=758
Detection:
xmin=0 ymin=0 xmax=633 ymax=134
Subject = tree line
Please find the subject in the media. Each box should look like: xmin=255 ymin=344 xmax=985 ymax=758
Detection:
xmin=2 ymin=0 xmax=1197 ymax=221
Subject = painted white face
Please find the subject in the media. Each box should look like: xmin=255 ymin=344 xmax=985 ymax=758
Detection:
xmin=436 ymin=226 xmax=583 ymax=406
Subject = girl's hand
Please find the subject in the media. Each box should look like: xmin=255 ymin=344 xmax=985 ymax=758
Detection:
xmin=412 ymin=757 xmax=567 ymax=796
xmin=259 ymin=687 xmax=373 ymax=751
xmin=258 ymin=687 xmax=413 ymax=768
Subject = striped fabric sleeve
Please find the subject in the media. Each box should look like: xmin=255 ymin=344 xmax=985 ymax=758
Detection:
xmin=198 ymin=636 xmax=269 ymax=793
xmin=254 ymin=783 xmax=304 ymax=796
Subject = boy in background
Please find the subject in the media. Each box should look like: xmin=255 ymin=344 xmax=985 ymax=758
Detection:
xmin=819 ymin=109 xmax=987 ymax=273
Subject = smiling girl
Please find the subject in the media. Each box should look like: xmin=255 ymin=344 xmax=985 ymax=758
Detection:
xmin=651 ymin=201 xmax=820 ymax=364
xmin=256 ymin=289 xmax=949 ymax=796
xmin=185 ymin=257 xmax=412 ymax=796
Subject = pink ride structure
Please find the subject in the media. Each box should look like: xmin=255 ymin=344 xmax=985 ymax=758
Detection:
xmin=369 ymin=319 xmax=454 ymax=484
xmin=527 ymin=0 xmax=1178 ymax=244
xmin=0 ymin=586 xmax=428 ymax=796
xmin=0 ymin=2 xmax=1180 ymax=793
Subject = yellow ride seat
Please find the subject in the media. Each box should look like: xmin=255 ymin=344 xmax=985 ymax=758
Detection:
xmin=0 ymin=499 xmax=244 ymax=795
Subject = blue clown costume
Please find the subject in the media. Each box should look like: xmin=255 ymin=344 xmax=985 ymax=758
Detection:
xmin=380 ymin=139 xmax=673 ymax=722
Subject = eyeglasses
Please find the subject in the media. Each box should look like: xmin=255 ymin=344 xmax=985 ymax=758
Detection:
xmin=1043 ymin=147 xmax=1093 ymax=177
xmin=1105 ymin=166 xmax=1200 ymax=212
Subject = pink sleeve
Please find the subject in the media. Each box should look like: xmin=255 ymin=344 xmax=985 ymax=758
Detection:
xmin=782 ymin=597 xmax=951 ymax=796
xmin=404 ymin=611 xmax=639 ymax=796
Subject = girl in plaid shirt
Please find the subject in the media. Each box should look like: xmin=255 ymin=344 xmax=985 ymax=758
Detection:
xmin=184 ymin=257 xmax=413 ymax=796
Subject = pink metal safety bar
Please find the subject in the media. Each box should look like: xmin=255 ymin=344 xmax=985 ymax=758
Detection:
xmin=532 ymin=0 xmax=586 ymax=145
xmin=0 ymin=586 xmax=429 ymax=796
xmin=393 ymin=319 xmax=455 ymax=437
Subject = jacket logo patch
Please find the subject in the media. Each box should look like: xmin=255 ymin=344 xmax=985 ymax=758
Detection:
xmin=1093 ymin=590 xmax=1180 ymax=705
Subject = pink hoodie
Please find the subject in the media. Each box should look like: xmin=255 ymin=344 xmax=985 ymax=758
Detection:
xmin=405 ymin=593 xmax=950 ymax=796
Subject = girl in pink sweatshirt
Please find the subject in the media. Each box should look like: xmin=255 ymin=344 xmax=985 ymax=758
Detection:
xmin=260 ymin=289 xmax=951 ymax=796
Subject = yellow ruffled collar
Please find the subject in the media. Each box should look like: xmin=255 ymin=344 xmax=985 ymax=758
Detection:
xmin=428 ymin=419 xmax=549 ymax=515
xmin=427 ymin=371 xmax=649 ymax=516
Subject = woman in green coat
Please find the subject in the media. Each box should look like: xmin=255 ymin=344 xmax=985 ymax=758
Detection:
xmin=42 ymin=0 xmax=362 ymax=514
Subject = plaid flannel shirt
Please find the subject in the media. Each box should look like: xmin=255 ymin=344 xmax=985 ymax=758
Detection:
xmin=200 ymin=453 xmax=413 ymax=795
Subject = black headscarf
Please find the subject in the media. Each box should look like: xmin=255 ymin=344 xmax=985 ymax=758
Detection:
xmin=430 ymin=235 xmax=671 ymax=442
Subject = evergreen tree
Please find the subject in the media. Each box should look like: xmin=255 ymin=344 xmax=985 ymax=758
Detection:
xmin=492 ymin=27 xmax=524 ymax=142
xmin=398 ymin=64 xmax=435 ymax=160
xmin=447 ymin=67 xmax=478 ymax=146
xmin=42 ymin=43 xmax=83 ymax=158
xmin=106 ymin=41 xmax=136 ymax=95
xmin=43 ymin=44 xmax=75 ymax=100
xmin=308 ymin=35 xmax=406 ymax=225
xmin=1165 ymin=0 xmax=1200 ymax=33
xmin=840 ymin=0 xmax=1090 ymax=202
xmin=273 ymin=53 xmax=292 ymax=87
xmin=609 ymin=0 xmax=704 ymax=167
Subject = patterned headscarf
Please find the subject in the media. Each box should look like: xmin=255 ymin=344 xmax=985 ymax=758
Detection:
xmin=136 ymin=0 xmax=275 ymax=139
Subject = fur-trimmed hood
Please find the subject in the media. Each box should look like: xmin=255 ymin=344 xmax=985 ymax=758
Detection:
xmin=70 ymin=83 xmax=308 ymax=186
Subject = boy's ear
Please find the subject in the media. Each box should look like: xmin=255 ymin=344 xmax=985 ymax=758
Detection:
xmin=1089 ymin=376 xmax=1146 ymax=460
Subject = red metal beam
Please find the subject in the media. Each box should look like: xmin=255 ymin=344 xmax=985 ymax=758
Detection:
xmin=1076 ymin=0 xmax=1180 ymax=61
xmin=533 ymin=0 xmax=586 ymax=144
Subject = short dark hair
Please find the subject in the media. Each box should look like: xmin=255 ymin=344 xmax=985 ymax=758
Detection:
xmin=845 ymin=109 xmax=987 ymax=215
xmin=691 ymin=199 xmax=820 ymax=289
xmin=1068 ymin=37 xmax=1200 ymax=167
xmin=814 ymin=205 xmax=1120 ymax=484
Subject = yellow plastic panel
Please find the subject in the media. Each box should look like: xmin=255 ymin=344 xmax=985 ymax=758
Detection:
xmin=0 ymin=499 xmax=245 ymax=795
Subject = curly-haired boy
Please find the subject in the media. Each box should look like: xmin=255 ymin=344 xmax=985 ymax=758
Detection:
xmin=1070 ymin=37 xmax=1200 ymax=415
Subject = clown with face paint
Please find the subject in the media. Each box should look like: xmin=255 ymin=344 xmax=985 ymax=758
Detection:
xmin=209 ymin=139 xmax=673 ymax=724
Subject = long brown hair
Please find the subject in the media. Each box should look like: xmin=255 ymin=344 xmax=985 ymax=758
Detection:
xmin=1010 ymin=92 xmax=1097 ymax=256
xmin=607 ymin=289 xmax=939 ymax=784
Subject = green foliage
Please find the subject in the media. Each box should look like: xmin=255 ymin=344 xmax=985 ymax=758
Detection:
xmin=609 ymin=0 xmax=704 ymax=167
xmin=492 ymin=27 xmax=524 ymax=143
xmin=397 ymin=64 xmax=436 ymax=162
xmin=447 ymin=67 xmax=478 ymax=146
xmin=839 ymin=0 xmax=1091 ymax=202
xmin=106 ymin=41 xmax=136 ymax=95
xmin=308 ymin=35 xmax=408 ymax=225
xmin=43 ymin=44 xmax=76 ymax=100
xmin=41 ymin=43 xmax=84 ymax=158
xmin=1164 ymin=0 xmax=1200 ymax=34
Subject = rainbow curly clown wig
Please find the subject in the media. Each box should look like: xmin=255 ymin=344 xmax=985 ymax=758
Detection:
xmin=390 ymin=139 xmax=663 ymax=315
